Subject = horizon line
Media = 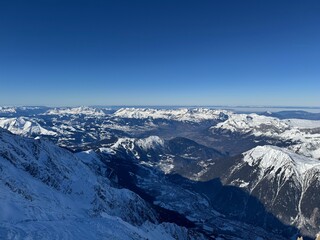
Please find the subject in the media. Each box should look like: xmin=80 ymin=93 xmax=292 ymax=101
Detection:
xmin=1 ymin=105 xmax=320 ymax=109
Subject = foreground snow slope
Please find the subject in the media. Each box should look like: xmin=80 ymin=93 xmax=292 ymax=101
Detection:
xmin=0 ymin=128 xmax=203 ymax=240
xmin=0 ymin=216 xmax=194 ymax=240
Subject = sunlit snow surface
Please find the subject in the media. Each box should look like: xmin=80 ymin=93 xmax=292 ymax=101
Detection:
xmin=114 ymin=107 xmax=230 ymax=122
xmin=212 ymin=113 xmax=320 ymax=159
xmin=243 ymin=145 xmax=320 ymax=182
xmin=0 ymin=117 xmax=56 ymax=136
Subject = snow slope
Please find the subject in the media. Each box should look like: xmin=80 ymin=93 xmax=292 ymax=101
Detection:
xmin=212 ymin=113 xmax=320 ymax=159
xmin=225 ymin=145 xmax=320 ymax=237
xmin=0 ymin=129 xmax=204 ymax=240
xmin=0 ymin=117 xmax=56 ymax=136
xmin=243 ymin=145 xmax=320 ymax=182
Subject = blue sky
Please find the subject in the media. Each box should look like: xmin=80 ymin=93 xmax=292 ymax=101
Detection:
xmin=0 ymin=0 xmax=319 ymax=106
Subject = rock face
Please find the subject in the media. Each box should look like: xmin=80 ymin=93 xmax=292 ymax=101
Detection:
xmin=100 ymin=137 xmax=320 ymax=239
xmin=0 ymin=128 xmax=205 ymax=240
xmin=218 ymin=146 xmax=320 ymax=238
xmin=90 ymin=137 xmax=294 ymax=239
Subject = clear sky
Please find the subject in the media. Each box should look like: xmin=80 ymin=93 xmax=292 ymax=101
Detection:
xmin=0 ymin=0 xmax=319 ymax=106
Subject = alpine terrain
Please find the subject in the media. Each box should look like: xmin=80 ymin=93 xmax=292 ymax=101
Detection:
xmin=0 ymin=106 xmax=320 ymax=240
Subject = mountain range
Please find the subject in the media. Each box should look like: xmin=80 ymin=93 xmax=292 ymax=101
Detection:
xmin=1 ymin=106 xmax=320 ymax=239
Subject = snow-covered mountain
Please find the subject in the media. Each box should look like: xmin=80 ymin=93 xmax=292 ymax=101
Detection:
xmin=212 ymin=113 xmax=320 ymax=135
xmin=4 ymin=107 xmax=320 ymax=157
xmin=82 ymin=138 xmax=290 ymax=240
xmin=95 ymin=134 xmax=320 ymax=239
xmin=0 ymin=128 xmax=205 ymax=240
xmin=114 ymin=108 xmax=229 ymax=122
xmin=103 ymin=136 xmax=224 ymax=180
xmin=222 ymin=145 xmax=320 ymax=238
xmin=44 ymin=106 xmax=106 ymax=116
xmin=242 ymin=145 xmax=320 ymax=178
xmin=211 ymin=113 xmax=320 ymax=159
xmin=1 ymin=106 xmax=320 ymax=239
xmin=0 ymin=117 xmax=56 ymax=136
xmin=0 ymin=106 xmax=17 ymax=114
xmin=212 ymin=113 xmax=290 ymax=134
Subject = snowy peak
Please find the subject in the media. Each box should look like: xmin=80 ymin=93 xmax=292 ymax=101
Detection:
xmin=0 ymin=106 xmax=17 ymax=114
xmin=212 ymin=113 xmax=320 ymax=159
xmin=213 ymin=112 xmax=320 ymax=134
xmin=0 ymin=117 xmax=56 ymax=136
xmin=213 ymin=113 xmax=290 ymax=134
xmin=111 ymin=136 xmax=164 ymax=149
xmin=110 ymin=137 xmax=137 ymax=151
xmin=45 ymin=106 xmax=105 ymax=116
xmin=114 ymin=108 xmax=229 ymax=122
xmin=223 ymin=144 xmax=320 ymax=236
xmin=243 ymin=145 xmax=320 ymax=180
xmin=106 ymin=136 xmax=165 ymax=157
xmin=136 ymin=136 xmax=165 ymax=150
